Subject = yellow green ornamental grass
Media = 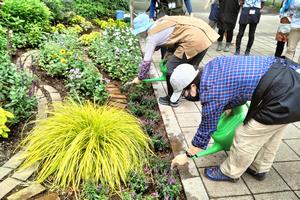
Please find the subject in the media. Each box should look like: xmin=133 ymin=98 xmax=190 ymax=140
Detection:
xmin=20 ymin=101 xmax=152 ymax=191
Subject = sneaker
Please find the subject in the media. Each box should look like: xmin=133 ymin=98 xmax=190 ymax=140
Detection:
xmin=223 ymin=43 xmax=230 ymax=52
xmin=170 ymin=101 xmax=179 ymax=107
xmin=158 ymin=96 xmax=170 ymax=106
xmin=204 ymin=166 xmax=239 ymax=182
xmin=246 ymin=168 xmax=266 ymax=181
xmin=244 ymin=51 xmax=250 ymax=56
xmin=216 ymin=41 xmax=222 ymax=51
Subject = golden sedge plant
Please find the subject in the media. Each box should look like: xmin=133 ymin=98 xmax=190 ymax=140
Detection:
xmin=0 ymin=107 xmax=14 ymax=138
xmin=20 ymin=101 xmax=152 ymax=191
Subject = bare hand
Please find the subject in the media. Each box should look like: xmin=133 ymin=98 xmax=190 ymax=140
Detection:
xmin=131 ymin=77 xmax=141 ymax=84
xmin=171 ymin=154 xmax=189 ymax=169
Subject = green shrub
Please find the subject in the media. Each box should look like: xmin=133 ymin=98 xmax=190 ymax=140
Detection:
xmin=0 ymin=25 xmax=7 ymax=54
xmin=0 ymin=54 xmax=37 ymax=125
xmin=82 ymin=181 xmax=109 ymax=200
xmin=0 ymin=107 xmax=14 ymax=138
xmin=42 ymin=0 xmax=64 ymax=22
xmin=89 ymin=26 xmax=142 ymax=83
xmin=0 ymin=0 xmax=50 ymax=48
xmin=74 ymin=0 xmax=129 ymax=19
xmin=20 ymin=101 xmax=152 ymax=191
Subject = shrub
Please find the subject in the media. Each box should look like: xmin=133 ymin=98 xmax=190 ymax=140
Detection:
xmin=94 ymin=18 xmax=127 ymax=30
xmin=0 ymin=0 xmax=51 ymax=48
xmin=73 ymin=0 xmax=129 ymax=19
xmin=69 ymin=15 xmax=93 ymax=32
xmin=0 ymin=107 xmax=14 ymax=138
xmin=0 ymin=54 xmax=37 ymax=125
xmin=20 ymin=101 xmax=152 ymax=191
xmin=0 ymin=25 xmax=7 ymax=54
xmin=89 ymin=26 xmax=141 ymax=83
xmin=79 ymin=32 xmax=101 ymax=46
xmin=42 ymin=0 xmax=64 ymax=22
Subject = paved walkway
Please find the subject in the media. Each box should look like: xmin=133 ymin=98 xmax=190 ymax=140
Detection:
xmin=145 ymin=12 xmax=300 ymax=200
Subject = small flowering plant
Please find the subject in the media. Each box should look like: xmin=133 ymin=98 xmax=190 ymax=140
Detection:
xmin=93 ymin=18 xmax=127 ymax=30
xmin=89 ymin=25 xmax=142 ymax=83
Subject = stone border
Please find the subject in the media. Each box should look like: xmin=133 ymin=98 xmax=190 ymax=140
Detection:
xmin=149 ymin=64 xmax=209 ymax=200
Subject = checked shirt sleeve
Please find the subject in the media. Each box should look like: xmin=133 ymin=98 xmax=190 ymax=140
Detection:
xmin=192 ymin=101 xmax=225 ymax=149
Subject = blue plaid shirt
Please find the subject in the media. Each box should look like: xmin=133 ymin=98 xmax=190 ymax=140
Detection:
xmin=192 ymin=55 xmax=278 ymax=149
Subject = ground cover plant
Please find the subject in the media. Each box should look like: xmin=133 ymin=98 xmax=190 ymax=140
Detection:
xmin=19 ymin=100 xmax=152 ymax=192
xmin=0 ymin=107 xmax=14 ymax=138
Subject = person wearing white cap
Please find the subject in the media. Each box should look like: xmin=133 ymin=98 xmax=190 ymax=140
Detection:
xmin=130 ymin=13 xmax=219 ymax=107
xmin=171 ymin=55 xmax=300 ymax=183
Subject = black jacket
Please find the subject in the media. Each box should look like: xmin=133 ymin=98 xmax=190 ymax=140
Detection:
xmin=244 ymin=59 xmax=300 ymax=125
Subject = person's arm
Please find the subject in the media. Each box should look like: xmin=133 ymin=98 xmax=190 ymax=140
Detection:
xmin=184 ymin=0 xmax=193 ymax=14
xmin=149 ymin=0 xmax=156 ymax=19
xmin=191 ymin=101 xmax=224 ymax=150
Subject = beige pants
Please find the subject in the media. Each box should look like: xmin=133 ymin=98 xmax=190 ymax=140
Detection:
xmin=220 ymin=119 xmax=287 ymax=179
xmin=286 ymin=28 xmax=300 ymax=64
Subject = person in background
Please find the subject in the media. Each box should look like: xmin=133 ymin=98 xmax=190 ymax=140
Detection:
xmin=130 ymin=13 xmax=219 ymax=107
xmin=216 ymin=0 xmax=240 ymax=52
xmin=284 ymin=0 xmax=300 ymax=63
xmin=235 ymin=0 xmax=265 ymax=56
xmin=274 ymin=14 xmax=290 ymax=58
xmin=149 ymin=0 xmax=193 ymax=20
xmin=171 ymin=55 xmax=300 ymax=182
xmin=207 ymin=0 xmax=220 ymax=29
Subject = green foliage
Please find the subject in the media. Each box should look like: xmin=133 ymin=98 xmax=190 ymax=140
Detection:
xmin=151 ymin=135 xmax=169 ymax=152
xmin=94 ymin=18 xmax=128 ymax=30
xmin=41 ymin=0 xmax=64 ymax=22
xmin=73 ymin=0 xmax=129 ymax=19
xmin=38 ymin=32 xmax=108 ymax=104
xmin=0 ymin=0 xmax=51 ymax=48
xmin=82 ymin=181 xmax=109 ymax=200
xmin=0 ymin=25 xmax=7 ymax=54
xmin=0 ymin=107 xmax=14 ymax=138
xmin=65 ymin=64 xmax=108 ymax=105
xmin=79 ymin=32 xmax=101 ymax=46
xmin=89 ymin=25 xmax=142 ymax=83
xmin=20 ymin=101 xmax=152 ymax=191
xmin=128 ymin=171 xmax=148 ymax=194
xmin=0 ymin=54 xmax=37 ymax=125
xmin=69 ymin=15 xmax=93 ymax=32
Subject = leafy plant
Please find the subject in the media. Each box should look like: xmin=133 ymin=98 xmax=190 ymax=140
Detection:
xmin=19 ymin=101 xmax=152 ymax=191
xmin=151 ymin=135 xmax=169 ymax=152
xmin=69 ymin=15 xmax=93 ymax=32
xmin=0 ymin=0 xmax=51 ymax=48
xmin=65 ymin=63 xmax=108 ymax=104
xmin=0 ymin=107 xmax=14 ymax=138
xmin=82 ymin=181 xmax=109 ymax=200
xmin=0 ymin=25 xmax=7 ymax=54
xmin=144 ymin=110 xmax=160 ymax=123
xmin=89 ymin=25 xmax=142 ymax=83
xmin=79 ymin=32 xmax=101 ymax=46
xmin=127 ymin=171 xmax=148 ymax=194
xmin=94 ymin=18 xmax=127 ymax=30
xmin=0 ymin=54 xmax=37 ymax=125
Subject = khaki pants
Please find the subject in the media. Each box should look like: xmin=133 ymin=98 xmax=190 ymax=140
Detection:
xmin=286 ymin=28 xmax=300 ymax=64
xmin=220 ymin=119 xmax=287 ymax=179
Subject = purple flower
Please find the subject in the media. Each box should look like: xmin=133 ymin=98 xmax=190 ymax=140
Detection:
xmin=97 ymin=184 xmax=102 ymax=192
xmin=168 ymin=178 xmax=176 ymax=185
xmin=151 ymin=192 xmax=159 ymax=197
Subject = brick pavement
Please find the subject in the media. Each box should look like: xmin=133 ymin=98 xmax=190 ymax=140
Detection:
xmin=148 ymin=12 xmax=300 ymax=200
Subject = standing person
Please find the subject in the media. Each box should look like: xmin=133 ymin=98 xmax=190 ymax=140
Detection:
xmin=130 ymin=14 xmax=219 ymax=107
xmin=274 ymin=15 xmax=290 ymax=57
xmin=170 ymin=55 xmax=300 ymax=182
xmin=207 ymin=0 xmax=220 ymax=29
xmin=149 ymin=0 xmax=193 ymax=20
xmin=235 ymin=0 xmax=265 ymax=56
xmin=284 ymin=0 xmax=300 ymax=63
xmin=216 ymin=0 xmax=240 ymax=52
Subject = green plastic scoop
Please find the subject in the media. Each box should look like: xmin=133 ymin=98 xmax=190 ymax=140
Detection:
xmin=191 ymin=104 xmax=249 ymax=159
xmin=143 ymin=60 xmax=167 ymax=83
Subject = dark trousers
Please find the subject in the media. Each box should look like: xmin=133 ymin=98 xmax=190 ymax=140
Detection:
xmin=275 ymin=41 xmax=285 ymax=58
xmin=217 ymin=28 xmax=234 ymax=43
xmin=165 ymin=49 xmax=208 ymax=97
xmin=236 ymin=23 xmax=258 ymax=52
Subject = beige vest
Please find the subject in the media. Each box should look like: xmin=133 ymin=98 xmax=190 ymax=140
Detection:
xmin=148 ymin=16 xmax=219 ymax=59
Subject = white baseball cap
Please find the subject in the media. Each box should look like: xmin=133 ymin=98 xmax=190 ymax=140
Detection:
xmin=170 ymin=64 xmax=199 ymax=103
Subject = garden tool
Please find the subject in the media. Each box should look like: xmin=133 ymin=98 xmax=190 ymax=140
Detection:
xmin=143 ymin=59 xmax=167 ymax=83
xmin=189 ymin=103 xmax=249 ymax=159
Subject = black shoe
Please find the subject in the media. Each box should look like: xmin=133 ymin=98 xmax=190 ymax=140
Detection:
xmin=159 ymin=96 xmax=170 ymax=106
xmin=170 ymin=101 xmax=179 ymax=107
xmin=245 ymin=51 xmax=250 ymax=56
xmin=234 ymin=49 xmax=240 ymax=55
xmin=246 ymin=168 xmax=266 ymax=181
